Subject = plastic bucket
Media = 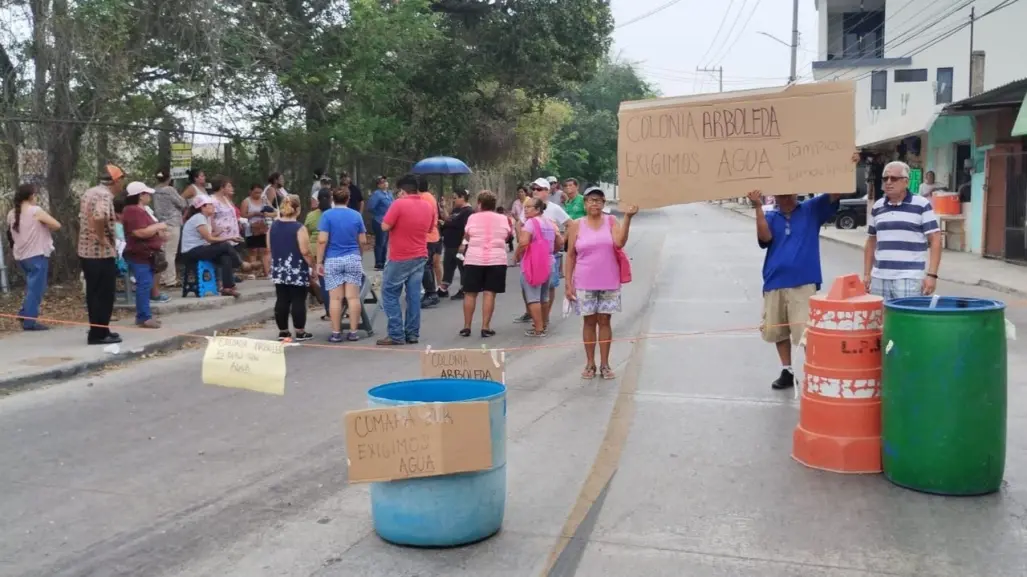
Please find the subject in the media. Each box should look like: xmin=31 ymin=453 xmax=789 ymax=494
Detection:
xmin=366 ymin=378 xmax=507 ymax=546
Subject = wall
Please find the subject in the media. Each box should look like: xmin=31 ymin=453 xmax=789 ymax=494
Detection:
xmin=814 ymin=0 xmax=1027 ymax=146
xmin=926 ymin=115 xmax=974 ymax=189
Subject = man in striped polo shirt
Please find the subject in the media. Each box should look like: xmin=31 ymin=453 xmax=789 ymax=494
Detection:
xmin=863 ymin=161 xmax=942 ymax=299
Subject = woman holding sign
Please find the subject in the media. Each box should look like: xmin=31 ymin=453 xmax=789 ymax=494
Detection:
xmin=564 ymin=187 xmax=637 ymax=380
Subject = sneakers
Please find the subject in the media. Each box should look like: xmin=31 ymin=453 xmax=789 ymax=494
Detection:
xmin=88 ymin=334 xmax=123 ymax=346
xmin=437 ymin=288 xmax=449 ymax=298
xmin=328 ymin=332 xmax=344 ymax=343
xmin=293 ymin=331 xmax=313 ymax=342
xmin=514 ymin=313 xmax=532 ymax=323
xmin=346 ymin=331 xmax=360 ymax=342
xmin=421 ymin=295 xmax=440 ymax=308
xmin=524 ymin=329 xmax=548 ymax=338
xmin=153 ymin=293 xmax=172 ymax=304
xmin=771 ymin=368 xmax=795 ymax=390
xmin=137 ymin=319 xmax=162 ymax=329
xmin=451 ymin=290 xmax=465 ymax=300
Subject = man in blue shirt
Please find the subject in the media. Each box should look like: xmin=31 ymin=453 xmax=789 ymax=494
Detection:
xmin=366 ymin=176 xmax=393 ymax=271
xmin=752 ymin=190 xmax=841 ymax=390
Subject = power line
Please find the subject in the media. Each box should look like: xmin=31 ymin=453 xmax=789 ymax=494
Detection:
xmin=702 ymin=0 xmax=751 ymax=67
xmin=843 ymin=0 xmax=1021 ymax=84
xmin=694 ymin=0 xmax=739 ymax=76
xmin=829 ymin=0 xmax=972 ymax=81
xmin=707 ymin=0 xmax=764 ymax=66
xmin=616 ymin=0 xmax=689 ymax=29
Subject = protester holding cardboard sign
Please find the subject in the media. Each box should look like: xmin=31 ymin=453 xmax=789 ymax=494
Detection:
xmin=565 ymin=187 xmax=637 ymax=380
xmin=753 ymin=152 xmax=860 ymax=391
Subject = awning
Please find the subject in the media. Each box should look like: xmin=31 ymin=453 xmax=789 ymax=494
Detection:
xmin=1012 ymin=92 xmax=1027 ymax=136
xmin=943 ymin=78 xmax=1027 ymax=113
xmin=857 ymin=108 xmax=939 ymax=148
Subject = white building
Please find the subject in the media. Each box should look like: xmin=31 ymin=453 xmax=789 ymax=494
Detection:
xmin=813 ymin=0 xmax=1026 ymax=148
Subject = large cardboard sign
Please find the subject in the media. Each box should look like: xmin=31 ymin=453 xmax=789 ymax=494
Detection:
xmin=345 ymin=402 xmax=492 ymax=483
xmin=617 ymin=82 xmax=856 ymax=208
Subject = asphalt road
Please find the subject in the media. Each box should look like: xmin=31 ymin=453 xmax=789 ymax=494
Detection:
xmin=1 ymin=204 xmax=1025 ymax=577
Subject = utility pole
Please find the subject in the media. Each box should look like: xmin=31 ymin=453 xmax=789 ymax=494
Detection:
xmin=789 ymin=0 xmax=799 ymax=83
xmin=697 ymin=66 xmax=723 ymax=92
xmin=968 ymin=6 xmax=975 ymax=96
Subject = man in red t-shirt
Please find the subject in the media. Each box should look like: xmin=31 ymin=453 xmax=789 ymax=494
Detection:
xmin=378 ymin=174 xmax=435 ymax=346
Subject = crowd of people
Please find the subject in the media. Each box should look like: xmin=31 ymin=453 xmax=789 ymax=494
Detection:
xmin=2 ymin=166 xmax=642 ymax=380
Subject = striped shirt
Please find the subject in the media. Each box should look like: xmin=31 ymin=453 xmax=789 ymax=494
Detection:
xmin=867 ymin=192 xmax=939 ymax=280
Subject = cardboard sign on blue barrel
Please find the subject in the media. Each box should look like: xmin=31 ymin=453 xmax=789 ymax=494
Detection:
xmin=345 ymin=378 xmax=508 ymax=547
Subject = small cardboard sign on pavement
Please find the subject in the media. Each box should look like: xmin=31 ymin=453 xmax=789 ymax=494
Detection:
xmin=617 ymin=81 xmax=856 ymax=209
xmin=420 ymin=348 xmax=505 ymax=383
xmin=201 ymin=336 xmax=287 ymax=396
xmin=344 ymin=402 xmax=492 ymax=483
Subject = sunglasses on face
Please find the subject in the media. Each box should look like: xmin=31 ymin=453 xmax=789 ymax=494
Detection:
xmin=882 ymin=176 xmax=908 ymax=182
xmin=531 ymin=187 xmax=544 ymax=192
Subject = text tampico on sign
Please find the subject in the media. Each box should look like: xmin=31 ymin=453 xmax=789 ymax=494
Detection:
xmin=617 ymin=82 xmax=856 ymax=209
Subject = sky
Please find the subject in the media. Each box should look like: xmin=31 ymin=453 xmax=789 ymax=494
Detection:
xmin=610 ymin=0 xmax=820 ymax=97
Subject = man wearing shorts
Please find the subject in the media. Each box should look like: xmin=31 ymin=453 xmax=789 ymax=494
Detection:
xmin=751 ymin=187 xmax=845 ymax=390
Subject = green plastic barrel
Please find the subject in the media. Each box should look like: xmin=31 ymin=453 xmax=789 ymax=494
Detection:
xmin=881 ymin=296 xmax=1007 ymax=495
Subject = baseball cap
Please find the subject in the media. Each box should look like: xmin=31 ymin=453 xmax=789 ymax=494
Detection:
xmin=192 ymin=194 xmax=215 ymax=209
xmin=583 ymin=186 xmax=605 ymax=199
xmin=100 ymin=164 xmax=125 ymax=183
xmin=546 ymin=176 xmax=558 ymax=184
xmin=126 ymin=181 xmax=155 ymax=196
xmin=531 ymin=177 xmax=551 ymax=190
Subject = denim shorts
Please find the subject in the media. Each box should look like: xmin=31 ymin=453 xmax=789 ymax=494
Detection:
xmin=549 ymin=253 xmax=562 ymax=289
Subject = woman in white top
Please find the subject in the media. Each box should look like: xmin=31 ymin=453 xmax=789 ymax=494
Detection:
xmin=5 ymin=183 xmax=61 ymax=330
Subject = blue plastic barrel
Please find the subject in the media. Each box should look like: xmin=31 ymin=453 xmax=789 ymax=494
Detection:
xmin=366 ymin=378 xmax=507 ymax=547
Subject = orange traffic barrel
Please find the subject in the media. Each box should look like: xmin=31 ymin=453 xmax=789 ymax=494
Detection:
xmin=793 ymin=274 xmax=884 ymax=474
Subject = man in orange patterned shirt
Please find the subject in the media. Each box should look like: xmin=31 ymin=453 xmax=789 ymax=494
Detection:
xmin=78 ymin=164 xmax=125 ymax=345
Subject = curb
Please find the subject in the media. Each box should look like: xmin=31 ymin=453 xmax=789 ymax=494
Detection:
xmin=113 ymin=288 xmax=275 ymax=315
xmin=716 ymin=204 xmax=1027 ymax=298
xmin=0 ymin=304 xmax=275 ymax=392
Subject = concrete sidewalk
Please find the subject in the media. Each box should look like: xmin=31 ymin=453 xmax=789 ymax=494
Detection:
xmin=718 ymin=201 xmax=1027 ymax=297
xmin=0 ymin=280 xmax=277 ymax=391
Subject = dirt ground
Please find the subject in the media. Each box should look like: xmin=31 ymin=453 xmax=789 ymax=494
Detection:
xmin=0 ymin=282 xmax=102 ymax=336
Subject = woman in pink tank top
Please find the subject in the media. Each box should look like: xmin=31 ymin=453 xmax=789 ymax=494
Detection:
xmin=565 ymin=187 xmax=638 ymax=380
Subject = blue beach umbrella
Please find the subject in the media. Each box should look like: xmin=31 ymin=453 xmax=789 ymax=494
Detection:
xmin=411 ymin=157 xmax=472 ymax=205
xmin=411 ymin=156 xmax=472 ymax=175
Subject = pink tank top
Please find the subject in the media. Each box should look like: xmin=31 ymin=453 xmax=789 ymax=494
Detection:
xmin=573 ymin=216 xmax=619 ymax=291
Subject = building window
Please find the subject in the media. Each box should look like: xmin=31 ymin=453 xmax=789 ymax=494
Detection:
xmin=895 ymin=68 xmax=928 ymax=82
xmin=871 ymin=71 xmax=887 ymax=109
xmin=936 ymin=67 xmax=954 ymax=104
xmin=842 ymin=11 xmax=885 ymax=59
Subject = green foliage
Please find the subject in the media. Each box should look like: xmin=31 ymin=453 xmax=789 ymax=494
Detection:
xmin=543 ymin=59 xmax=656 ymax=185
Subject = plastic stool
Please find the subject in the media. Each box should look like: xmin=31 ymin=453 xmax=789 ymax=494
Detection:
xmin=182 ymin=260 xmax=219 ymax=298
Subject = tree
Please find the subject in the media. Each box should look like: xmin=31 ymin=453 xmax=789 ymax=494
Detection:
xmin=544 ymin=58 xmax=656 ymax=185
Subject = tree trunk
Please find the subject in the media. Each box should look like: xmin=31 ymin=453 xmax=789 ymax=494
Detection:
xmin=45 ymin=0 xmax=88 ymax=282
xmin=304 ymin=99 xmax=330 ymax=185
